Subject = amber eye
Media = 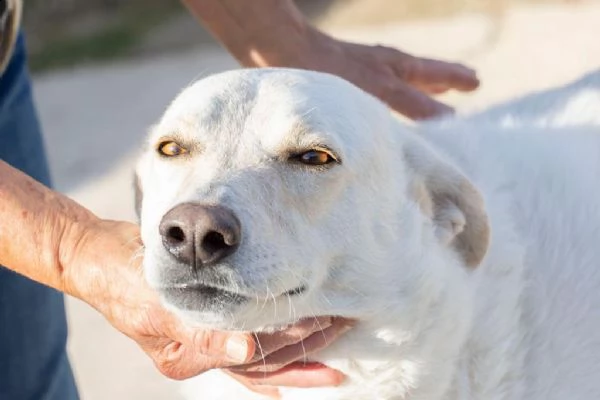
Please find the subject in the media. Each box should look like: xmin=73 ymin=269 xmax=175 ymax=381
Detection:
xmin=157 ymin=141 xmax=188 ymax=157
xmin=294 ymin=149 xmax=337 ymax=166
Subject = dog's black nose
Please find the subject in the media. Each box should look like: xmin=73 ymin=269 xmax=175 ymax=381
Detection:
xmin=159 ymin=203 xmax=241 ymax=268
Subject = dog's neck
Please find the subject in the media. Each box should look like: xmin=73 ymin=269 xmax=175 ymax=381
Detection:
xmin=301 ymin=233 xmax=476 ymax=399
xmin=310 ymin=227 xmax=527 ymax=400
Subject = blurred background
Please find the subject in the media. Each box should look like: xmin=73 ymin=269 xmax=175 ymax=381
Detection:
xmin=21 ymin=0 xmax=600 ymax=399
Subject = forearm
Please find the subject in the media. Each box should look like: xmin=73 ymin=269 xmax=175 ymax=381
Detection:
xmin=181 ymin=0 xmax=315 ymax=67
xmin=0 ymin=160 xmax=97 ymax=295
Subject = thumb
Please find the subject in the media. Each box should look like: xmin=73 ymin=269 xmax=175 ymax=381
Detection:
xmin=186 ymin=328 xmax=256 ymax=365
xmin=153 ymin=329 xmax=256 ymax=380
xmin=161 ymin=307 xmax=256 ymax=364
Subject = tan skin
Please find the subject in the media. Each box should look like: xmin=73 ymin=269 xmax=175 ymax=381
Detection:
xmin=182 ymin=0 xmax=479 ymax=120
xmin=1 ymin=1 xmax=479 ymax=398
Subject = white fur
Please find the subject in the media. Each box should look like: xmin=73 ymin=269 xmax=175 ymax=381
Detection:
xmin=135 ymin=68 xmax=600 ymax=400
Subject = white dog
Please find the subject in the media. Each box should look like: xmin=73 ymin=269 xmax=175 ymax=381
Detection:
xmin=134 ymin=68 xmax=600 ymax=400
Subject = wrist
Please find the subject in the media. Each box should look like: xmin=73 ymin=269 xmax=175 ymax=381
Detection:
xmin=55 ymin=206 xmax=103 ymax=298
xmin=59 ymin=217 xmax=144 ymax=315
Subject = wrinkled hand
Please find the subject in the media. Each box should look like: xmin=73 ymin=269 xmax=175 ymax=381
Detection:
xmin=62 ymin=219 xmax=352 ymax=392
xmin=244 ymin=26 xmax=479 ymax=120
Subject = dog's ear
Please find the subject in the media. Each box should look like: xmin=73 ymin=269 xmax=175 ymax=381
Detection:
xmin=133 ymin=172 xmax=143 ymax=222
xmin=404 ymin=138 xmax=490 ymax=267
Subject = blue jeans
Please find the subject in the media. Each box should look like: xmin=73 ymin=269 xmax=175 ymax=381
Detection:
xmin=0 ymin=34 xmax=79 ymax=400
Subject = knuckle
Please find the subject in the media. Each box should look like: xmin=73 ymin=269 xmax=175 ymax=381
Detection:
xmin=396 ymin=62 xmax=414 ymax=82
xmin=193 ymin=331 xmax=215 ymax=354
xmin=372 ymin=79 xmax=394 ymax=100
xmin=376 ymin=43 xmax=408 ymax=60
xmin=152 ymin=346 xmax=190 ymax=380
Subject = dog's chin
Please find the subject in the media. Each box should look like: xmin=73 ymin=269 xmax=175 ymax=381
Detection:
xmin=160 ymin=283 xmax=247 ymax=311
xmin=158 ymin=282 xmax=310 ymax=331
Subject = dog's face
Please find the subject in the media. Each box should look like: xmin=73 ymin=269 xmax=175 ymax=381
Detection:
xmin=136 ymin=69 xmax=489 ymax=331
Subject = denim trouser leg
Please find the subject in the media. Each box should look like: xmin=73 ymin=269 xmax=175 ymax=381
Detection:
xmin=0 ymin=34 xmax=79 ymax=400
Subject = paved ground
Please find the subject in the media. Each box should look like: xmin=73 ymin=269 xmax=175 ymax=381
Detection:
xmin=30 ymin=2 xmax=600 ymax=399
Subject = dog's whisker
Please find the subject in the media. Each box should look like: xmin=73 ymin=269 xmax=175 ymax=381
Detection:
xmin=307 ymin=304 xmax=329 ymax=346
xmin=272 ymin=275 xmax=294 ymax=323
xmin=259 ymin=284 xmax=270 ymax=312
xmin=184 ymin=68 xmax=211 ymax=92
xmin=268 ymin=285 xmax=278 ymax=321
xmin=299 ymin=332 xmax=308 ymax=367
xmin=252 ymin=333 xmax=269 ymax=380
xmin=126 ymin=245 xmax=146 ymax=271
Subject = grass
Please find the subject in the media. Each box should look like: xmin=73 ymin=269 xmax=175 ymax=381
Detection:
xmin=29 ymin=25 xmax=137 ymax=72
xmin=26 ymin=3 xmax=182 ymax=73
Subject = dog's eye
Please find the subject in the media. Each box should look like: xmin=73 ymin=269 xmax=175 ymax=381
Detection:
xmin=158 ymin=141 xmax=188 ymax=157
xmin=294 ymin=150 xmax=337 ymax=166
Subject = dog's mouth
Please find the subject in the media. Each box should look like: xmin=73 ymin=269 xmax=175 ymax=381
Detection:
xmin=161 ymin=282 xmax=308 ymax=311
xmin=281 ymin=285 xmax=307 ymax=297
xmin=164 ymin=283 xmax=243 ymax=298
xmin=161 ymin=283 xmax=246 ymax=311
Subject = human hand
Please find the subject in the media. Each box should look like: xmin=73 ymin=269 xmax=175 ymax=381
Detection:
xmin=242 ymin=27 xmax=479 ymax=120
xmin=60 ymin=218 xmax=352 ymax=388
xmin=183 ymin=0 xmax=477 ymax=120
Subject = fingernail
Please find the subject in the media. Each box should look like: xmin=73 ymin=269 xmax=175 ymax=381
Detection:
xmin=226 ymin=336 xmax=250 ymax=363
xmin=336 ymin=318 xmax=357 ymax=333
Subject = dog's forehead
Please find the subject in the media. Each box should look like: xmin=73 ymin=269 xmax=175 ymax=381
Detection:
xmin=156 ymin=69 xmax=380 ymax=148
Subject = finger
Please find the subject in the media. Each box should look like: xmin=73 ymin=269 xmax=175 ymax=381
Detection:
xmin=185 ymin=328 xmax=256 ymax=365
xmin=252 ymin=316 xmax=333 ymax=360
xmin=230 ymin=362 xmax=345 ymax=388
xmin=381 ymin=81 xmax=454 ymax=120
xmin=158 ymin=308 xmax=256 ymax=365
xmin=152 ymin=319 xmax=256 ymax=379
xmin=146 ymin=330 xmax=256 ymax=380
xmin=231 ymin=318 xmax=353 ymax=373
xmin=414 ymin=84 xmax=450 ymax=95
xmin=149 ymin=339 xmax=212 ymax=380
xmin=394 ymin=56 xmax=480 ymax=92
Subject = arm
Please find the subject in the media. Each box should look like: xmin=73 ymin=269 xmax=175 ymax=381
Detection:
xmin=0 ymin=159 xmax=93 ymax=294
xmin=181 ymin=0 xmax=310 ymax=68
xmin=181 ymin=0 xmax=480 ymax=120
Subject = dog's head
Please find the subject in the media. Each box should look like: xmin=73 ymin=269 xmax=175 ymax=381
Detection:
xmin=135 ymin=68 xmax=489 ymax=331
